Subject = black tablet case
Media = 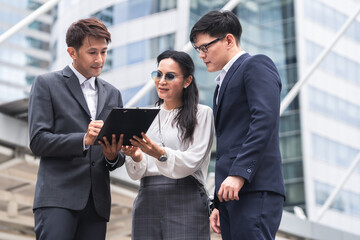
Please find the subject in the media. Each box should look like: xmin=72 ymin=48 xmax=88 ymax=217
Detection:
xmin=96 ymin=108 xmax=160 ymax=146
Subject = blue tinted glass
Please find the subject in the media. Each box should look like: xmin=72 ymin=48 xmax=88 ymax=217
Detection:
xmin=128 ymin=41 xmax=145 ymax=64
xmin=112 ymin=46 xmax=127 ymax=68
xmin=312 ymin=134 xmax=360 ymax=172
xmin=108 ymin=34 xmax=174 ymax=69
xmin=122 ymin=84 xmax=157 ymax=107
xmin=129 ymin=0 xmax=152 ymax=20
xmin=304 ymin=0 xmax=360 ymax=43
xmin=309 ymin=87 xmax=360 ymax=128
xmin=315 ymin=181 xmax=360 ymax=217
xmin=105 ymin=0 xmax=177 ymax=26
xmin=307 ymin=41 xmax=360 ymax=87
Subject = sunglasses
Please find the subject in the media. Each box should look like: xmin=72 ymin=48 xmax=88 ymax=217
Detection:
xmin=151 ymin=70 xmax=183 ymax=83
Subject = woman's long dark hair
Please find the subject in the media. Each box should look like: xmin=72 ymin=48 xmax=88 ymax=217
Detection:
xmin=155 ymin=50 xmax=199 ymax=143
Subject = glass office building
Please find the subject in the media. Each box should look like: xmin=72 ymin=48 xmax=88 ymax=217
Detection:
xmin=296 ymin=0 xmax=360 ymax=234
xmin=0 ymin=0 xmax=51 ymax=104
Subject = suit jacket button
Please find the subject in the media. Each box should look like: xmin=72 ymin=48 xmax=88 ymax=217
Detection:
xmin=91 ymin=161 xmax=95 ymax=166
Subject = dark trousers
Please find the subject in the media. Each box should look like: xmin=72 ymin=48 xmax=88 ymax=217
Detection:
xmin=218 ymin=191 xmax=284 ymax=240
xmin=34 ymin=194 xmax=107 ymax=240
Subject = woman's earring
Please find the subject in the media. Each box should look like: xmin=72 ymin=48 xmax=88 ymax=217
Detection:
xmin=184 ymin=86 xmax=187 ymax=89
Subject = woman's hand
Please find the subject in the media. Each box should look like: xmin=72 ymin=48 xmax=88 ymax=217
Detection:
xmin=122 ymin=144 xmax=142 ymax=162
xmin=130 ymin=132 xmax=165 ymax=160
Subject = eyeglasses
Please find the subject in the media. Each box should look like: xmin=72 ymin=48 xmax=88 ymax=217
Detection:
xmin=151 ymin=70 xmax=182 ymax=83
xmin=193 ymin=36 xmax=226 ymax=53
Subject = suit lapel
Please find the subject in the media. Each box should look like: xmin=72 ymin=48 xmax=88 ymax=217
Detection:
xmin=213 ymin=85 xmax=219 ymax=117
xmin=215 ymin=53 xmax=250 ymax=122
xmin=96 ymin=78 xmax=107 ymax=119
xmin=63 ymin=66 xmax=91 ymax=118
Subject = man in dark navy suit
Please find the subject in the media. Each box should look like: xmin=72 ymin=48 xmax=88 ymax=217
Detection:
xmin=190 ymin=10 xmax=286 ymax=239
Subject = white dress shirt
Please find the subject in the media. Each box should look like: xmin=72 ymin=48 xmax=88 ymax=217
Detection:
xmin=68 ymin=64 xmax=119 ymax=165
xmin=125 ymin=104 xmax=214 ymax=186
xmin=215 ymin=50 xmax=246 ymax=104
xmin=69 ymin=64 xmax=98 ymax=120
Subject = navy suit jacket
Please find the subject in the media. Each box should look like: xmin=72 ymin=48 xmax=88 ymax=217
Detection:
xmin=28 ymin=66 xmax=125 ymax=220
xmin=213 ymin=53 xmax=286 ymax=207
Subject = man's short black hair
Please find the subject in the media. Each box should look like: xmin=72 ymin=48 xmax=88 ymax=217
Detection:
xmin=190 ymin=10 xmax=242 ymax=45
xmin=66 ymin=17 xmax=111 ymax=51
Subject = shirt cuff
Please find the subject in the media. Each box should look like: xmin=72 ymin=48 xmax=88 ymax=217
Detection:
xmin=105 ymin=155 xmax=119 ymax=167
xmin=83 ymin=134 xmax=89 ymax=151
xmin=125 ymin=155 xmax=146 ymax=170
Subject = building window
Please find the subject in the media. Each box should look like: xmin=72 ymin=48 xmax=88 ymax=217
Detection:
xmin=306 ymin=41 xmax=360 ymax=86
xmin=28 ymin=20 xmax=51 ymax=33
xmin=304 ymin=0 xmax=360 ymax=43
xmin=92 ymin=6 xmax=113 ymax=27
xmin=26 ymin=36 xmax=50 ymax=51
xmin=102 ymin=49 xmax=112 ymax=73
xmin=308 ymin=87 xmax=360 ymax=129
xmin=280 ymin=133 xmax=302 ymax=160
xmin=315 ymin=181 xmax=360 ymax=217
xmin=26 ymin=74 xmax=36 ymax=86
xmin=92 ymin=0 xmax=177 ymax=27
xmin=284 ymin=181 xmax=305 ymax=208
xmin=51 ymin=40 xmax=58 ymax=62
xmin=122 ymin=85 xmax=157 ymax=107
xmin=110 ymin=33 xmax=175 ymax=69
xmin=27 ymin=0 xmax=42 ymax=11
xmin=311 ymin=134 xmax=360 ymax=172
xmin=26 ymin=55 xmax=50 ymax=69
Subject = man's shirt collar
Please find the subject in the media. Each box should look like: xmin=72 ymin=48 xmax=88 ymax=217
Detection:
xmin=69 ymin=64 xmax=96 ymax=90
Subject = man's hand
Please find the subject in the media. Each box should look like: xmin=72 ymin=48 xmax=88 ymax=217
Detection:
xmin=218 ymin=176 xmax=245 ymax=202
xmin=209 ymin=208 xmax=221 ymax=234
xmin=99 ymin=134 xmax=123 ymax=161
xmin=84 ymin=120 xmax=104 ymax=145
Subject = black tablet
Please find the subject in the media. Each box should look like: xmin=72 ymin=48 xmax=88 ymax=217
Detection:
xmin=96 ymin=108 xmax=159 ymax=146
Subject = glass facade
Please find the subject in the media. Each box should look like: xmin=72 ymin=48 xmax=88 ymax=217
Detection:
xmin=121 ymin=84 xmax=158 ymax=107
xmin=303 ymin=0 xmax=360 ymax=226
xmin=92 ymin=0 xmax=177 ymax=27
xmin=109 ymin=34 xmax=175 ymax=69
xmin=308 ymin=87 xmax=360 ymax=129
xmin=311 ymin=134 xmax=360 ymax=172
xmin=306 ymin=41 xmax=360 ymax=86
xmin=315 ymin=181 xmax=360 ymax=218
xmin=304 ymin=0 xmax=360 ymax=43
xmin=102 ymin=34 xmax=175 ymax=73
xmin=0 ymin=0 xmax=51 ymax=103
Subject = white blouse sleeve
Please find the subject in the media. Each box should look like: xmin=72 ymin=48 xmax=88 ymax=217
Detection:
xmin=155 ymin=105 xmax=214 ymax=179
xmin=124 ymin=154 xmax=147 ymax=180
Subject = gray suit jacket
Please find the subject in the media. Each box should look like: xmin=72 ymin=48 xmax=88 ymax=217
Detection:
xmin=28 ymin=66 xmax=125 ymax=220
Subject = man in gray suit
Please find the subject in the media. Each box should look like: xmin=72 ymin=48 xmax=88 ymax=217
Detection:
xmin=28 ymin=18 xmax=125 ymax=240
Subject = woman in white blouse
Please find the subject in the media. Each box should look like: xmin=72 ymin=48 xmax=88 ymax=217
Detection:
xmin=122 ymin=50 xmax=214 ymax=240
